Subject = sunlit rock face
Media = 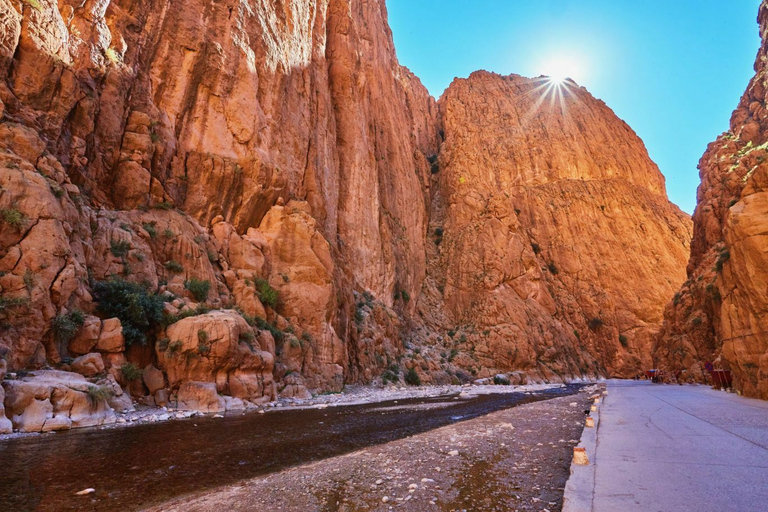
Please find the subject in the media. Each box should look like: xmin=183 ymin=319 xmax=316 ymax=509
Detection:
xmin=654 ymin=1 xmax=768 ymax=399
xmin=0 ymin=0 xmax=436 ymax=396
xmin=0 ymin=0 xmax=693 ymax=409
xmin=413 ymin=72 xmax=691 ymax=382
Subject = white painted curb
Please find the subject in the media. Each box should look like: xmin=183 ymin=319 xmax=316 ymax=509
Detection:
xmin=562 ymin=393 xmax=603 ymax=512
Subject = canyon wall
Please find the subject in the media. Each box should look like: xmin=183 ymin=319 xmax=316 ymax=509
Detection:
xmin=409 ymin=73 xmax=691 ymax=383
xmin=0 ymin=0 xmax=436 ymax=413
xmin=0 ymin=0 xmax=694 ymax=426
xmin=654 ymin=1 xmax=768 ymax=399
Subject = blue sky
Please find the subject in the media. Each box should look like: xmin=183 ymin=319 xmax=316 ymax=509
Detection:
xmin=387 ymin=0 xmax=761 ymax=214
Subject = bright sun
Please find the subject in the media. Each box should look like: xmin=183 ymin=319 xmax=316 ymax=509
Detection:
xmin=541 ymin=56 xmax=584 ymax=84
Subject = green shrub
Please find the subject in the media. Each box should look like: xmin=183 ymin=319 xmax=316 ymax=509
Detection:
xmin=154 ymin=201 xmax=174 ymax=210
xmin=382 ymin=370 xmax=399 ymax=384
xmin=404 ymin=367 xmax=421 ymax=386
xmin=86 ymin=385 xmax=114 ymax=405
xmin=157 ymin=337 xmax=170 ymax=351
xmin=401 ymin=290 xmax=410 ymax=303
xmin=619 ymin=334 xmax=628 ymax=347
xmin=120 ymin=362 xmax=143 ymax=381
xmin=254 ymin=277 xmax=278 ymax=308
xmin=52 ymin=310 xmax=85 ymax=345
xmin=184 ymin=278 xmax=210 ymax=301
xmin=197 ymin=344 xmax=210 ymax=355
xmin=110 ymin=240 xmax=131 ymax=258
xmin=0 ymin=296 xmax=29 ymax=313
xmin=254 ymin=316 xmax=284 ymax=343
xmin=165 ymin=260 xmax=184 ymax=273
xmin=715 ymin=250 xmax=731 ymax=272
xmin=142 ymin=222 xmax=157 ymax=238
xmin=197 ymin=329 xmax=208 ymax=344
xmin=239 ymin=331 xmax=255 ymax=350
xmin=163 ymin=228 xmax=175 ymax=238
xmin=93 ymin=278 xmax=165 ymax=346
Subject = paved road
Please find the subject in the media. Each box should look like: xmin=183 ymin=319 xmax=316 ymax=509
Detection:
xmin=587 ymin=380 xmax=768 ymax=511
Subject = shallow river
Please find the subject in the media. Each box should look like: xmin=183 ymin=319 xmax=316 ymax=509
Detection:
xmin=0 ymin=385 xmax=582 ymax=511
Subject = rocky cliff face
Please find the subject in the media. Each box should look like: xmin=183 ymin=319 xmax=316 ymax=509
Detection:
xmin=0 ymin=0 xmax=693 ymax=426
xmin=408 ymin=73 xmax=691 ymax=383
xmin=654 ymin=1 xmax=768 ymax=399
xmin=0 ymin=0 xmax=436 ymax=413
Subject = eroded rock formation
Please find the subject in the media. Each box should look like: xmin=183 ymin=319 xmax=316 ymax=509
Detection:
xmin=654 ymin=1 xmax=768 ymax=399
xmin=410 ymin=73 xmax=691 ymax=383
xmin=0 ymin=0 xmax=695 ymax=425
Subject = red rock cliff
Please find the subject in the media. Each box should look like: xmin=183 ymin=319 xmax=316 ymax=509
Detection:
xmin=0 ymin=0 xmax=436 ymax=400
xmin=410 ymin=72 xmax=691 ymax=383
xmin=654 ymin=1 xmax=768 ymax=399
xmin=0 ymin=0 xmax=692 ymax=411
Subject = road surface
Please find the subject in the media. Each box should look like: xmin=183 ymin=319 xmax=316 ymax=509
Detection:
xmin=568 ymin=379 xmax=768 ymax=511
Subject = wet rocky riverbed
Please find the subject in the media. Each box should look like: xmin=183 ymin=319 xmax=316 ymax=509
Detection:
xmin=0 ymin=384 xmax=583 ymax=511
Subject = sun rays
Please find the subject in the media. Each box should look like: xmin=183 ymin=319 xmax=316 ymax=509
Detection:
xmin=506 ymin=76 xmax=582 ymax=137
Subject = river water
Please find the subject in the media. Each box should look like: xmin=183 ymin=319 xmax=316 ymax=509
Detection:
xmin=0 ymin=385 xmax=582 ymax=511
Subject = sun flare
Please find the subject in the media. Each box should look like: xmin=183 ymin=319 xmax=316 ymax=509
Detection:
xmin=541 ymin=56 xmax=584 ymax=85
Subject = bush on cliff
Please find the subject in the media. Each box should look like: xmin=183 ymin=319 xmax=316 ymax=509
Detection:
xmin=253 ymin=277 xmax=278 ymax=308
xmin=184 ymin=278 xmax=211 ymax=302
xmin=93 ymin=278 xmax=165 ymax=346
xmin=405 ymin=367 xmax=421 ymax=386
xmin=52 ymin=310 xmax=86 ymax=345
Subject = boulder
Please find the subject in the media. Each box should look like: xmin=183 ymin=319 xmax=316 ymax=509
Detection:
xmin=176 ymin=381 xmax=224 ymax=413
xmin=158 ymin=310 xmax=274 ymax=402
xmin=68 ymin=316 xmax=101 ymax=355
xmin=96 ymin=318 xmax=125 ymax=353
xmin=2 ymin=371 xmax=116 ymax=432
xmin=143 ymin=364 xmax=165 ymax=395
xmin=278 ymin=373 xmax=313 ymax=400
xmin=70 ymin=353 xmax=105 ymax=377
xmin=155 ymin=389 xmax=169 ymax=407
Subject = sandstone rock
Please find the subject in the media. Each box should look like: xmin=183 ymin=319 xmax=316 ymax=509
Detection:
xmin=177 ymin=381 xmax=224 ymax=413
xmin=155 ymin=389 xmax=169 ymax=407
xmin=97 ymin=318 xmax=124 ymax=353
xmin=2 ymin=370 xmax=115 ymax=432
xmin=143 ymin=364 xmax=165 ymax=396
xmin=0 ymin=382 xmax=12 ymax=434
xmin=278 ymin=373 xmax=313 ymax=400
xmin=415 ymin=71 xmax=691 ymax=380
xmin=159 ymin=310 xmax=274 ymax=402
xmin=70 ymin=353 xmax=105 ymax=378
xmin=68 ymin=316 xmax=101 ymax=356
